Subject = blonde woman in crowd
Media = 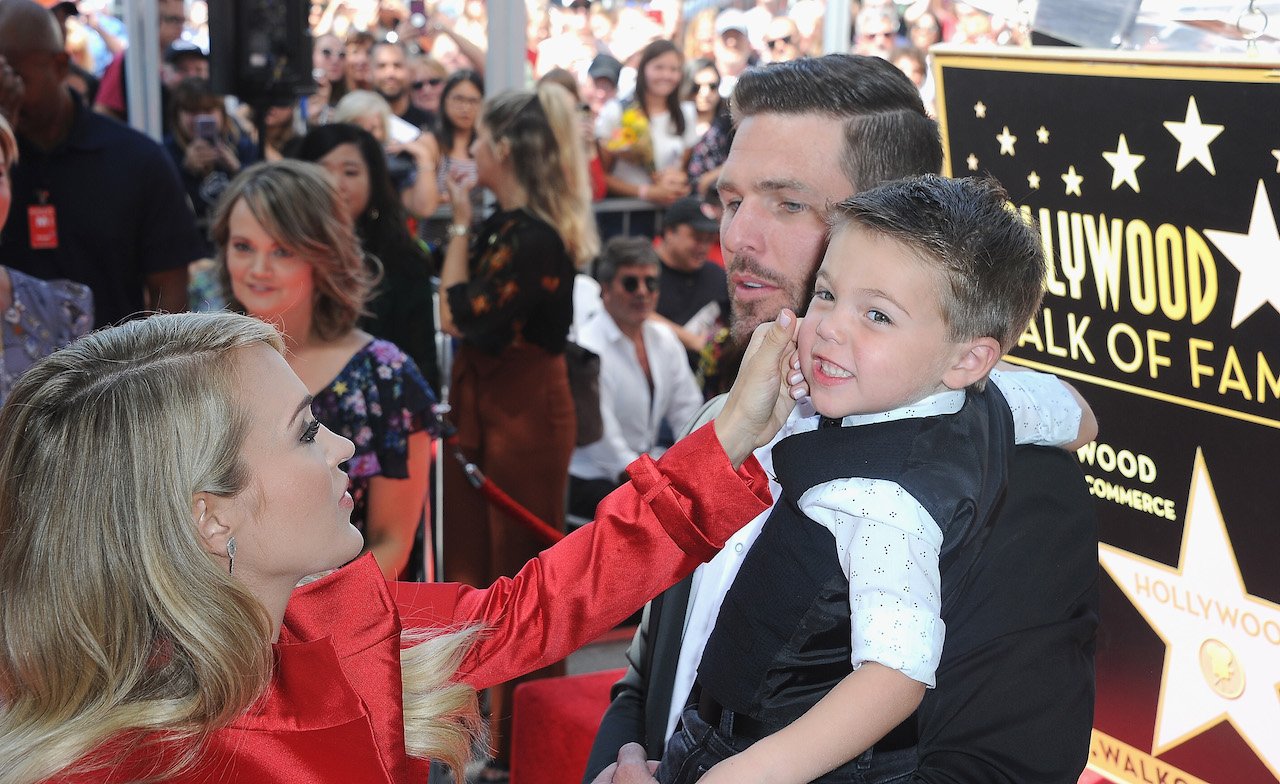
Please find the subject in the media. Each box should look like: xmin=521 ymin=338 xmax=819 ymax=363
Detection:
xmin=437 ymin=81 xmax=599 ymax=779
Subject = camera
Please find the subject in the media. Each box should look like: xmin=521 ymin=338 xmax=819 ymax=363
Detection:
xmin=386 ymin=151 xmax=418 ymax=191
xmin=194 ymin=113 xmax=219 ymax=144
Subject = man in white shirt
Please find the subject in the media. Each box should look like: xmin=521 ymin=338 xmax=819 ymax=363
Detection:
xmin=569 ymin=237 xmax=705 ymax=519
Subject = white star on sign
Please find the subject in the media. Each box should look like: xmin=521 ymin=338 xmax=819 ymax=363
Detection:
xmin=974 ymin=101 xmax=987 ymax=118
xmin=1164 ymin=96 xmax=1224 ymax=175
xmin=996 ymin=126 xmax=1017 ymax=156
xmin=1027 ymin=171 xmax=1040 ymax=190
xmin=1102 ymin=134 xmax=1146 ymax=193
xmin=966 ymin=153 xmax=979 ymax=171
xmin=1036 ymin=126 xmax=1050 ymax=144
xmin=1061 ymin=165 xmax=1083 ymax=196
xmin=1272 ymin=149 xmax=1280 ymax=173
xmin=1098 ymin=450 xmax=1280 ymax=781
xmin=1204 ymin=181 xmax=1280 ymax=328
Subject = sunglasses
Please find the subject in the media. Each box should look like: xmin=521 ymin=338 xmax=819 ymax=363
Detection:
xmin=765 ymin=36 xmax=793 ymax=49
xmin=320 ymin=48 xmax=347 ymax=59
xmin=619 ymin=275 xmax=659 ymax=294
xmin=412 ymin=77 xmax=444 ymax=90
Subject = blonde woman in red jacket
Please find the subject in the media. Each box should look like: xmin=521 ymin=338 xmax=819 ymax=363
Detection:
xmin=0 ymin=308 xmax=804 ymax=783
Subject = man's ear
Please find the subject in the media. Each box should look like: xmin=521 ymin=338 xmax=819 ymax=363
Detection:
xmin=192 ymin=494 xmax=233 ymax=558
xmin=942 ymin=336 xmax=1001 ymax=390
xmin=52 ymin=50 xmax=71 ymax=80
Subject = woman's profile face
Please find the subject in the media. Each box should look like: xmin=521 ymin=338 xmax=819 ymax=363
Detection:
xmin=643 ymin=50 xmax=683 ymax=101
xmin=445 ymin=80 xmax=483 ymax=134
xmin=225 ymin=199 xmax=315 ymax=325
xmin=469 ymin=120 xmax=499 ymax=191
xmin=318 ymin=142 xmax=372 ymax=220
xmin=222 ymin=342 xmax=362 ymax=584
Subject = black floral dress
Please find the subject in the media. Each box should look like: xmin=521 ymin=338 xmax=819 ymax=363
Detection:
xmin=310 ymin=339 xmax=437 ymax=534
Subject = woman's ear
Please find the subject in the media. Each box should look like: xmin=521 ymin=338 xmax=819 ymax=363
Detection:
xmin=942 ymin=336 xmax=1001 ymax=390
xmin=192 ymin=494 xmax=233 ymax=559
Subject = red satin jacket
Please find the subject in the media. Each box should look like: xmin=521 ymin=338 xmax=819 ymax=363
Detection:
xmin=48 ymin=424 xmax=769 ymax=783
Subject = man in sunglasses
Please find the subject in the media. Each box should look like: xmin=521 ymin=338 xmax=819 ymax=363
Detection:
xmin=762 ymin=16 xmax=802 ymax=63
xmin=586 ymin=54 xmax=1096 ymax=784
xmin=568 ymin=237 xmax=704 ymax=521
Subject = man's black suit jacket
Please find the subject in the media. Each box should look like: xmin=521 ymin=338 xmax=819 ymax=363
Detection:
xmin=584 ymin=445 xmax=1099 ymax=783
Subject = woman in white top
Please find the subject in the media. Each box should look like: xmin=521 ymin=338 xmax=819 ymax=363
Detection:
xmin=600 ymin=39 xmax=698 ymax=207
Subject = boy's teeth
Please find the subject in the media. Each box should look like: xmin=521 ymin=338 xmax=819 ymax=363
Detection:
xmin=819 ymin=360 xmax=852 ymax=378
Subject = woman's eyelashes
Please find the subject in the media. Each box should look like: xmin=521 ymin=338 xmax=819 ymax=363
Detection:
xmin=301 ymin=419 xmax=321 ymax=443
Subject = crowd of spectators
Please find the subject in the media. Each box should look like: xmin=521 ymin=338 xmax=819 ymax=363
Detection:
xmin=1 ymin=2 xmax=1038 ymax=779
xmin=47 ymin=0 xmax=1028 ymax=221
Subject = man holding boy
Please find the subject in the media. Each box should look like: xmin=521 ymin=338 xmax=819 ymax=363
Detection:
xmin=587 ymin=55 xmax=1098 ymax=784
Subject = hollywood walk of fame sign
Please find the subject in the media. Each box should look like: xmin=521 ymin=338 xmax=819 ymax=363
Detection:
xmin=934 ymin=47 xmax=1280 ymax=784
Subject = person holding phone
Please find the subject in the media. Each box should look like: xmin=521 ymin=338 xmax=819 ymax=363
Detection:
xmin=162 ymin=77 xmax=260 ymax=251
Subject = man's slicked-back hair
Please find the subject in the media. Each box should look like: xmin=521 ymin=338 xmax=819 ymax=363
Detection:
xmin=731 ymin=54 xmax=943 ymax=191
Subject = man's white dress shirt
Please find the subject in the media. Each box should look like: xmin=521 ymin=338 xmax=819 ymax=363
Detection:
xmin=571 ymin=311 xmax=705 ymax=482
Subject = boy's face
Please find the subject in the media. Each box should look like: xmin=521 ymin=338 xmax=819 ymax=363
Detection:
xmin=798 ymin=224 xmax=970 ymax=418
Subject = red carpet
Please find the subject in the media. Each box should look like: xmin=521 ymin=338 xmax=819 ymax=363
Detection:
xmin=511 ymin=668 xmax=625 ymax=784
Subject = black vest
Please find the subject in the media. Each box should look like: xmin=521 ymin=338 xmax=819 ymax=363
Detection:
xmin=697 ymin=388 xmax=1013 ymax=732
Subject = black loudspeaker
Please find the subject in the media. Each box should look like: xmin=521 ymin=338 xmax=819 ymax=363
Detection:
xmin=208 ymin=0 xmax=314 ymax=103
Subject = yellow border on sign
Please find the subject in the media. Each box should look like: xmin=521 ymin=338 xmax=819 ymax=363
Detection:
xmin=1002 ymin=356 xmax=1280 ymax=430
xmin=930 ymin=46 xmax=1280 ymax=177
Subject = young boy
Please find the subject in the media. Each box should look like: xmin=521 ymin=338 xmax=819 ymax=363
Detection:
xmin=656 ymin=175 xmax=1097 ymax=784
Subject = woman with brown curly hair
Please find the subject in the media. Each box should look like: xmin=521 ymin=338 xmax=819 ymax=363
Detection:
xmin=213 ymin=159 xmax=433 ymax=580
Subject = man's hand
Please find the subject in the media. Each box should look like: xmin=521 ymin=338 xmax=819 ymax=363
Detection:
xmin=0 ymin=55 xmax=24 ymax=126
xmin=714 ymin=309 xmax=807 ymax=467
xmin=589 ymin=743 xmax=660 ymax=784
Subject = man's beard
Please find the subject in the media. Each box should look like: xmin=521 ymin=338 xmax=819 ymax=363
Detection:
xmin=726 ymin=254 xmax=816 ymax=348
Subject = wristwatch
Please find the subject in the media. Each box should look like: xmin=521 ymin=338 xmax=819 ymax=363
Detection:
xmin=447 ymin=223 xmax=469 ymax=239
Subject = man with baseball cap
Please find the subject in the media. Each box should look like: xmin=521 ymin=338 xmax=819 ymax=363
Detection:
xmin=713 ymin=8 xmax=756 ymax=98
xmin=652 ymin=196 xmax=727 ymax=361
xmin=588 ymin=52 xmax=624 ymax=140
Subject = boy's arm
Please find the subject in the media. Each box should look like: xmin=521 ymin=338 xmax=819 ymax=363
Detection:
xmin=990 ymin=363 xmax=1098 ymax=449
xmin=698 ymin=665 xmax=926 ymax=784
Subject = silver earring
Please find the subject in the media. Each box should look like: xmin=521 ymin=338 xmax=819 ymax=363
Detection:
xmin=227 ymin=536 xmax=237 ymax=575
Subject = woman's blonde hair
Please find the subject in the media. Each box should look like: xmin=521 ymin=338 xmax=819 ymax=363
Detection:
xmin=211 ymin=160 xmax=377 ymax=342
xmin=331 ymin=88 xmax=394 ymax=141
xmin=0 ymin=311 xmax=480 ymax=782
xmin=483 ymin=83 xmax=600 ymax=268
